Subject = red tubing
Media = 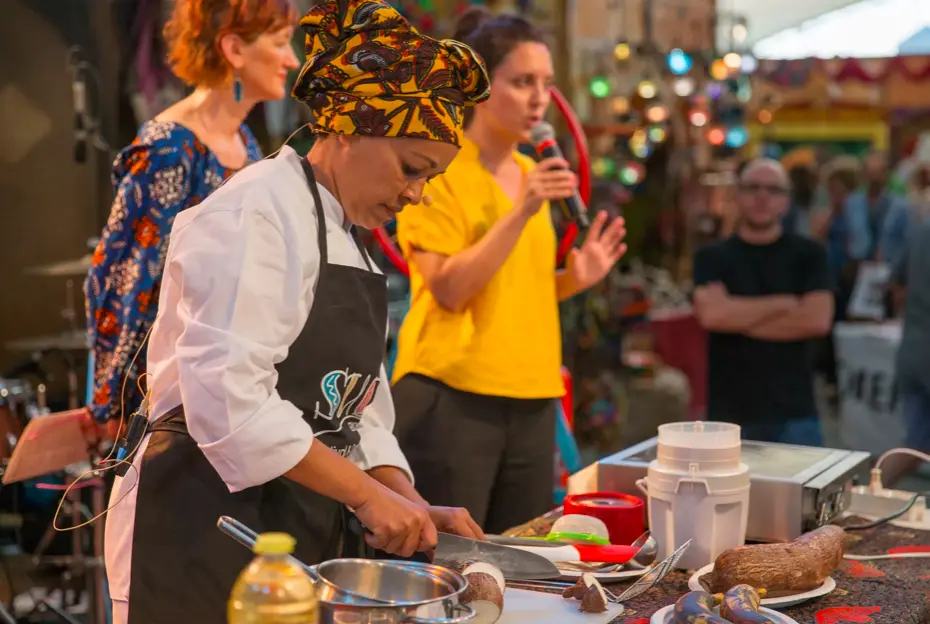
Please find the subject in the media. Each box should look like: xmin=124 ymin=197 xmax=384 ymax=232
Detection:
xmin=550 ymin=86 xmax=590 ymax=264
xmin=550 ymin=86 xmax=591 ymax=206
xmin=373 ymin=226 xmax=409 ymax=277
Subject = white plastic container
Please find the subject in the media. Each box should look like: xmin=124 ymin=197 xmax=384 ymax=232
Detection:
xmin=636 ymin=421 xmax=750 ymax=571
xmin=656 ymin=421 xmax=742 ymax=474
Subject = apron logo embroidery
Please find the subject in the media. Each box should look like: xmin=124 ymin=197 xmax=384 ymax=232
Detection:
xmin=314 ymin=368 xmax=380 ymax=438
xmin=335 ymin=445 xmax=359 ymax=458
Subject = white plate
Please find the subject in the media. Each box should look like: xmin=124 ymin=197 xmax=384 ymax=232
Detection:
xmin=651 ymin=603 xmax=798 ymax=623
xmin=555 ymin=564 xmax=649 ymax=581
xmin=499 ymin=588 xmax=623 ymax=623
xmin=687 ymin=563 xmax=836 ymax=608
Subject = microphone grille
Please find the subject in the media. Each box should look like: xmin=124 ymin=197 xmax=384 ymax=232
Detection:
xmin=530 ymin=121 xmax=556 ymax=145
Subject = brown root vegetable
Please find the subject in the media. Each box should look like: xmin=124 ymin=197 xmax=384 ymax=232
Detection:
xmin=578 ymin=574 xmax=609 ymax=613
xmin=562 ymin=578 xmax=587 ymax=600
xmin=704 ymin=525 xmax=846 ymax=594
xmin=580 ymin=586 xmax=608 ymax=613
xmin=719 ymin=585 xmax=774 ymax=624
xmin=461 ymin=563 xmax=505 ymax=593
xmin=460 ymin=563 xmax=505 ymax=624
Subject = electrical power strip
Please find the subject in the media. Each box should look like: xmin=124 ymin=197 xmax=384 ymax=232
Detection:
xmin=845 ymin=486 xmax=930 ymax=531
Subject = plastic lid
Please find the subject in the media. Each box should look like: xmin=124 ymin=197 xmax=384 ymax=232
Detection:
xmin=546 ymin=531 xmax=612 ymax=546
xmin=551 ymin=514 xmax=611 ymax=543
xmin=657 ymin=421 xmax=741 ymax=449
xmin=254 ymin=532 xmax=296 ymax=555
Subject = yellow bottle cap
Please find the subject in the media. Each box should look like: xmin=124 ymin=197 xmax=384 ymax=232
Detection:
xmin=254 ymin=532 xmax=296 ymax=555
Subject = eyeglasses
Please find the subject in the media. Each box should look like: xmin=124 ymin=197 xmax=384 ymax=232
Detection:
xmin=739 ymin=183 xmax=789 ymax=196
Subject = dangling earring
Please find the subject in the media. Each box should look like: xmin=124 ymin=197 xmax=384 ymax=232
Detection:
xmin=233 ymin=73 xmax=243 ymax=103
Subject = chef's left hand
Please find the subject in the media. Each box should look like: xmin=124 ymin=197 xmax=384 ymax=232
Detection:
xmin=568 ymin=211 xmax=627 ymax=290
xmin=426 ymin=506 xmax=486 ymax=541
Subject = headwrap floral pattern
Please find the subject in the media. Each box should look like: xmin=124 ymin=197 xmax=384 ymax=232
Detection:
xmin=292 ymin=0 xmax=490 ymax=147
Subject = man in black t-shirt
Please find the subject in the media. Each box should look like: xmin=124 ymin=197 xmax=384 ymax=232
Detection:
xmin=693 ymin=159 xmax=834 ymax=446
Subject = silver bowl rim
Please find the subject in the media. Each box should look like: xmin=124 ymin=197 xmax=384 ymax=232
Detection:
xmin=314 ymin=559 xmax=469 ymax=608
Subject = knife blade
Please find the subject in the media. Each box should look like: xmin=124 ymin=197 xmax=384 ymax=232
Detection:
xmin=434 ymin=532 xmax=561 ymax=580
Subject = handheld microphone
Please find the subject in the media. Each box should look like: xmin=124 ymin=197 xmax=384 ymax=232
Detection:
xmin=72 ymin=75 xmax=87 ymax=164
xmin=530 ymin=121 xmax=589 ymax=229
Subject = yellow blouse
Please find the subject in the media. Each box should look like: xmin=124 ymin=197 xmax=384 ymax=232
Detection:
xmin=392 ymin=138 xmax=565 ymax=399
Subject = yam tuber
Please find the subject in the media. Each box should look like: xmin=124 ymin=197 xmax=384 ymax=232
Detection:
xmin=460 ymin=563 xmax=505 ymax=624
xmin=562 ymin=578 xmax=587 ymax=600
xmin=578 ymin=574 xmax=608 ymax=614
xmin=703 ymin=525 xmax=846 ymax=595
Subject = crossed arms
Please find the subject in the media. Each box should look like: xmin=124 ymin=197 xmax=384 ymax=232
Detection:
xmin=693 ymin=283 xmax=833 ymax=341
xmin=694 ymin=245 xmax=833 ymax=342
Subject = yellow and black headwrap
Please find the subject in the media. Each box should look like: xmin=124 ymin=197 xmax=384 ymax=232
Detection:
xmin=292 ymin=0 xmax=490 ymax=147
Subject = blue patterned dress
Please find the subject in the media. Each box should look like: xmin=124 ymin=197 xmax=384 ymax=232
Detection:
xmin=85 ymin=120 xmax=262 ymax=423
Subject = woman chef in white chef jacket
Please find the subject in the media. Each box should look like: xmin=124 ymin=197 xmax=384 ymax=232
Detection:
xmin=104 ymin=1 xmax=491 ymax=622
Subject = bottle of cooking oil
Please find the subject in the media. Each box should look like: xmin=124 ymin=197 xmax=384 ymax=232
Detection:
xmin=228 ymin=532 xmax=319 ymax=624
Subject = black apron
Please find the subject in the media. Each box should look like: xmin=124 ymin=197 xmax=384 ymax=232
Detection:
xmin=126 ymin=159 xmax=388 ymax=624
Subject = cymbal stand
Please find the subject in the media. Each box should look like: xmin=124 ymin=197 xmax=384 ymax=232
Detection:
xmin=62 ymin=280 xmax=81 ymax=411
xmin=91 ymin=481 xmax=105 ymax=624
xmin=35 ymin=384 xmax=49 ymax=416
xmin=63 ymin=354 xmax=79 ymax=412
xmin=25 ymin=469 xmax=106 ymax=624
xmin=0 ymin=517 xmax=17 ymax=624
xmin=22 ymin=599 xmax=82 ymax=624
xmin=61 ymin=280 xmax=79 ymax=333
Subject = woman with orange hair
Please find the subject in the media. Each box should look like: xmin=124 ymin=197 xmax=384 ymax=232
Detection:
xmin=84 ymin=0 xmax=300 ymax=435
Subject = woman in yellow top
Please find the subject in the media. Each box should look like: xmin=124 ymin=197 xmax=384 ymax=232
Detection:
xmin=392 ymin=7 xmax=627 ymax=533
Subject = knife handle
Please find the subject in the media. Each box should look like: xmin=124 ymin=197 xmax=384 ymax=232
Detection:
xmin=573 ymin=544 xmax=638 ymax=563
xmin=347 ymin=514 xmax=437 ymax=561
xmin=347 ymin=515 xmax=370 ymax=537
xmin=512 ymin=544 xmax=638 ymax=564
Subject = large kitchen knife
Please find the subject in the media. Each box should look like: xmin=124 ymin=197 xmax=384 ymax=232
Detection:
xmin=434 ymin=532 xmax=561 ymax=580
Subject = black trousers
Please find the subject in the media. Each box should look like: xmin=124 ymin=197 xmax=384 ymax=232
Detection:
xmin=392 ymin=374 xmax=556 ymax=535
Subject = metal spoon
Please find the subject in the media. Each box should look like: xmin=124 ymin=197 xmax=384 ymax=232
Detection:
xmin=623 ymin=532 xmax=659 ymax=569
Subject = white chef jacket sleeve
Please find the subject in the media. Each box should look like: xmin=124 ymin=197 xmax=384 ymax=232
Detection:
xmin=349 ymin=365 xmax=414 ymax=484
xmin=168 ymin=202 xmax=314 ymax=493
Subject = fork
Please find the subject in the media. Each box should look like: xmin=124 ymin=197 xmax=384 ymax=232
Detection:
xmin=507 ymin=539 xmax=693 ymax=606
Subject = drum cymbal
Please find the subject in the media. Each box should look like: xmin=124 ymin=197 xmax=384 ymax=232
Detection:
xmin=6 ymin=330 xmax=89 ymax=352
xmin=24 ymin=255 xmax=93 ymax=277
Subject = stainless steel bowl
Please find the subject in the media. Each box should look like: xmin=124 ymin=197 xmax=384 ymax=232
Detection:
xmin=315 ymin=560 xmax=474 ymax=624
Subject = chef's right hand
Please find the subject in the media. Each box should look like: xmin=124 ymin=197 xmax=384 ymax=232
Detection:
xmin=354 ymin=484 xmax=438 ymax=557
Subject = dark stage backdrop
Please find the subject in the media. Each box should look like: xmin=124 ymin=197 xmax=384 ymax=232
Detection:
xmin=0 ymin=0 xmax=131 ymax=406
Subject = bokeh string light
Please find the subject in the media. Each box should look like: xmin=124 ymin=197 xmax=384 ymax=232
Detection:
xmin=582 ymin=37 xmax=760 ymax=192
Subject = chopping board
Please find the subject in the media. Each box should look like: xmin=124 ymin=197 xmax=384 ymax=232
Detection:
xmin=498 ymin=588 xmax=624 ymax=624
